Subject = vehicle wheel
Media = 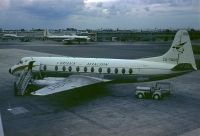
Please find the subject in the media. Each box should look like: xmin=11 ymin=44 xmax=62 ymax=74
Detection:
xmin=153 ymin=94 xmax=160 ymax=100
xmin=137 ymin=93 xmax=144 ymax=99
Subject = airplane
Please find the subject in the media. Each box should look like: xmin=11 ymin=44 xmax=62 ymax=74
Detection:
xmin=2 ymin=33 xmax=30 ymax=42
xmin=3 ymin=34 xmax=19 ymax=38
xmin=9 ymin=30 xmax=197 ymax=96
xmin=2 ymin=33 xmax=25 ymax=39
xmin=43 ymin=29 xmax=90 ymax=44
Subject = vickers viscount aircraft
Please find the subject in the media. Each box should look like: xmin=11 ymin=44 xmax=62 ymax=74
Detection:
xmin=43 ymin=29 xmax=90 ymax=43
xmin=9 ymin=30 xmax=197 ymax=96
xmin=2 ymin=33 xmax=32 ymax=42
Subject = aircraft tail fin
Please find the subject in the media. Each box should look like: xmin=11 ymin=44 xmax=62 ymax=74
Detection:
xmin=144 ymin=30 xmax=197 ymax=70
xmin=43 ymin=29 xmax=49 ymax=37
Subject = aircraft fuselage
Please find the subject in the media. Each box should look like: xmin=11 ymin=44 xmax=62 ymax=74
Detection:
xmin=10 ymin=56 xmax=177 ymax=80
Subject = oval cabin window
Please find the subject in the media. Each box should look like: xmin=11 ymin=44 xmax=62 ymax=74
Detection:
xmin=122 ymin=68 xmax=125 ymax=74
xmin=76 ymin=66 xmax=80 ymax=72
xmin=84 ymin=67 xmax=87 ymax=72
xmin=68 ymin=66 xmax=72 ymax=72
xmin=91 ymin=67 xmax=94 ymax=72
xmin=114 ymin=68 xmax=118 ymax=74
xmin=55 ymin=65 xmax=58 ymax=71
xmin=107 ymin=68 xmax=111 ymax=74
xmin=129 ymin=68 xmax=133 ymax=74
xmin=62 ymin=66 xmax=66 ymax=71
xmin=98 ymin=67 xmax=102 ymax=73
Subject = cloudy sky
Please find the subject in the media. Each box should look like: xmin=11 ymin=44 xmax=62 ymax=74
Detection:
xmin=0 ymin=0 xmax=199 ymax=29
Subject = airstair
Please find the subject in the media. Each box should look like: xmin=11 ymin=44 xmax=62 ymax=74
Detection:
xmin=15 ymin=70 xmax=32 ymax=96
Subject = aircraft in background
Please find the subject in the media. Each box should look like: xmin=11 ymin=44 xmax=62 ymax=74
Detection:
xmin=9 ymin=30 xmax=197 ymax=96
xmin=3 ymin=34 xmax=19 ymax=38
xmin=2 ymin=33 xmax=30 ymax=42
xmin=43 ymin=29 xmax=90 ymax=44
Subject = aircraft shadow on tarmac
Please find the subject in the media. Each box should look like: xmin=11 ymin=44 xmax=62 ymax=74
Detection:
xmin=27 ymin=83 xmax=109 ymax=108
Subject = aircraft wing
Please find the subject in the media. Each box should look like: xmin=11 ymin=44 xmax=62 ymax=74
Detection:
xmin=31 ymin=75 xmax=110 ymax=96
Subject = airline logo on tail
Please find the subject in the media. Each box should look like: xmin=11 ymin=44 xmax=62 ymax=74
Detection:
xmin=172 ymin=41 xmax=187 ymax=54
xmin=163 ymin=42 xmax=187 ymax=62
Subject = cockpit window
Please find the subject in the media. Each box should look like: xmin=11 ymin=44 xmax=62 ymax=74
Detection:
xmin=17 ymin=60 xmax=23 ymax=64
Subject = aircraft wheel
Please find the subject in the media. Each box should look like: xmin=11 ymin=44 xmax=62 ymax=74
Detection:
xmin=153 ymin=94 xmax=160 ymax=100
xmin=137 ymin=93 xmax=144 ymax=99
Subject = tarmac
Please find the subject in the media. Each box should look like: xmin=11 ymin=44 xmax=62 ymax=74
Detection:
xmin=0 ymin=42 xmax=200 ymax=136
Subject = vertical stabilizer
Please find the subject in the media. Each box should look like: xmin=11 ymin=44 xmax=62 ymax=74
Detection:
xmin=143 ymin=30 xmax=197 ymax=70
xmin=163 ymin=30 xmax=196 ymax=70
xmin=43 ymin=29 xmax=49 ymax=37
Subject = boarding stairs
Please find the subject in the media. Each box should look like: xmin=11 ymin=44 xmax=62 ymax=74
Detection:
xmin=15 ymin=70 xmax=32 ymax=96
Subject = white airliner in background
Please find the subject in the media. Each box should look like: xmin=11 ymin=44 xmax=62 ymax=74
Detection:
xmin=43 ymin=29 xmax=90 ymax=43
xmin=3 ymin=34 xmax=18 ymax=37
xmin=3 ymin=34 xmax=25 ymax=38
xmin=2 ymin=33 xmax=31 ymax=42
xmin=9 ymin=30 xmax=197 ymax=96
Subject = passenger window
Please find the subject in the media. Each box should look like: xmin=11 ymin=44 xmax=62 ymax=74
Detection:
xmin=55 ymin=65 xmax=58 ymax=71
xmin=84 ymin=67 xmax=87 ymax=72
xmin=76 ymin=66 xmax=80 ymax=72
xmin=114 ymin=68 xmax=118 ymax=74
xmin=107 ymin=68 xmax=111 ymax=74
xmin=129 ymin=68 xmax=133 ymax=74
xmin=91 ymin=67 xmax=94 ymax=72
xmin=62 ymin=66 xmax=66 ymax=71
xmin=98 ymin=67 xmax=102 ymax=73
xmin=122 ymin=68 xmax=125 ymax=74
xmin=68 ymin=66 xmax=72 ymax=72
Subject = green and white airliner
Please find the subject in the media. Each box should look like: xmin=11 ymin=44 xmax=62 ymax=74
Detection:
xmin=9 ymin=30 xmax=197 ymax=96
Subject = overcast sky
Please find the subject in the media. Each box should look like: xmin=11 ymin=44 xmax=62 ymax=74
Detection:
xmin=0 ymin=0 xmax=199 ymax=29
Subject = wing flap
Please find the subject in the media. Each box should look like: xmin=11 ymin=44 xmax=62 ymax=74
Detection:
xmin=31 ymin=75 xmax=110 ymax=96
